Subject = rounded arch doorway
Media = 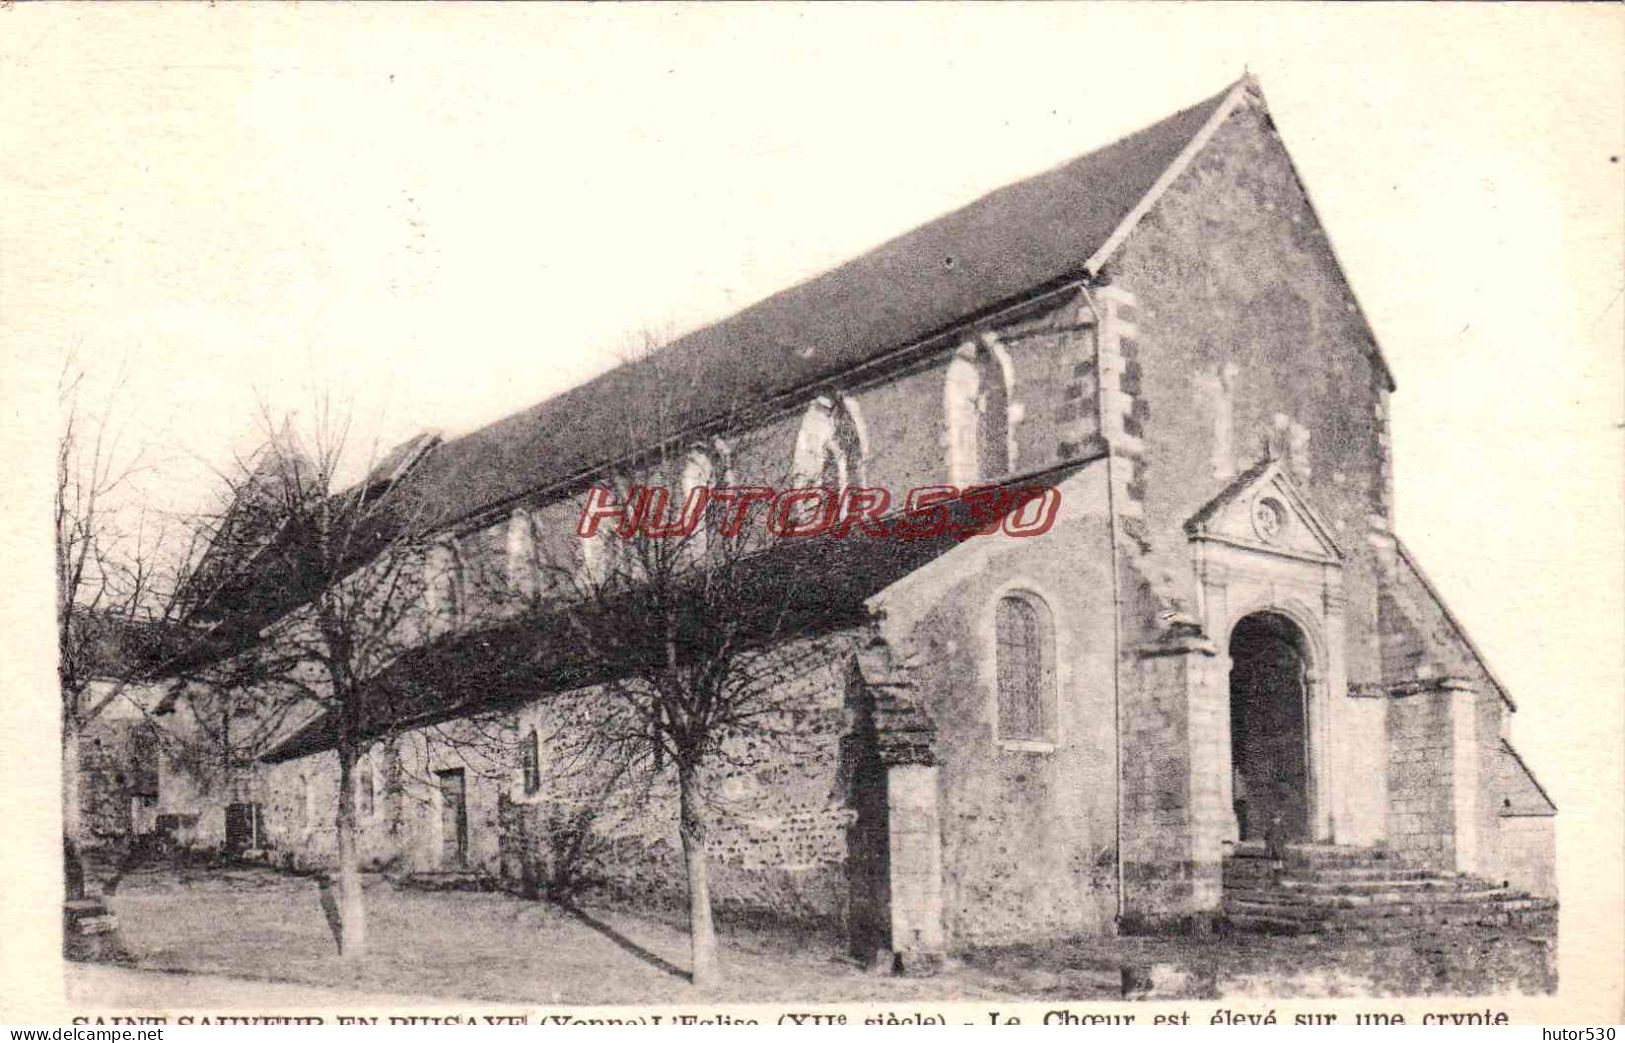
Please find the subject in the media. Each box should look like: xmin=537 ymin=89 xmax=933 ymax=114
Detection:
xmin=1228 ymin=611 xmax=1314 ymax=844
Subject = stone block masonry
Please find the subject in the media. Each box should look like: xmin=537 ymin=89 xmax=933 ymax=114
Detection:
xmin=1386 ymin=678 xmax=1481 ymax=871
xmin=1119 ymin=638 xmax=1224 ymax=930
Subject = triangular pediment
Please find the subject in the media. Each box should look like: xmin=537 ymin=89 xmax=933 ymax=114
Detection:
xmin=1183 ymin=458 xmax=1343 ymax=564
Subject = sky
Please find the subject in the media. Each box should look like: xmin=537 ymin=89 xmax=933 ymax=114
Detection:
xmin=4 ymin=2 xmax=1622 ymax=924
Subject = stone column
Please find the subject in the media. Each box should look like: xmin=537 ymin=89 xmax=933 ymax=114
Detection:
xmin=1386 ymin=676 xmax=1482 ymax=874
xmin=886 ymin=764 xmax=945 ymax=974
xmin=856 ymin=636 xmax=945 ymax=974
xmin=1305 ymin=669 xmax=1332 ymax=842
xmin=1121 ymin=628 xmax=1224 ymax=932
xmin=1193 ymin=554 xmax=1239 ymax=845
xmin=1315 ymin=568 xmax=1349 ymax=844
xmin=1443 ymin=679 xmax=1484 ymax=876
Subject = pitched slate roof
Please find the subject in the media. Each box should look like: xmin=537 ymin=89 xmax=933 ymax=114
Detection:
xmin=396 ymin=80 xmax=1244 ymax=534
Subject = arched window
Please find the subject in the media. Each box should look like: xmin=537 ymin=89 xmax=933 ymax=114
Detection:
xmin=995 ymin=593 xmax=1055 ymax=743
xmin=506 ymin=508 xmax=538 ymax=599
xmin=793 ymin=395 xmax=865 ymax=492
xmin=681 ymin=447 xmax=714 ymax=498
xmin=357 ymin=759 xmax=375 ymax=818
xmin=945 ymin=339 xmax=1012 ymax=485
xmin=425 ymin=540 xmax=464 ymax=625
xmin=579 ymin=520 xmax=608 ymax=586
xmin=522 ymin=726 xmax=541 ymax=796
xmin=577 ymin=476 xmax=633 ymax=588
xmin=680 ymin=447 xmax=715 ymax=557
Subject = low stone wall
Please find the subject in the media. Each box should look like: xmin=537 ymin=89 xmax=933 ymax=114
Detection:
xmin=259 ymin=629 xmax=868 ymax=940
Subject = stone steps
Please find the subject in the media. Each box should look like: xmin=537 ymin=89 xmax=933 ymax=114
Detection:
xmin=1273 ymin=876 xmax=1481 ymax=895
xmin=1227 ymin=886 xmax=1523 ymax=911
xmin=1226 ymin=863 xmax=1441 ymax=884
xmin=1221 ymin=845 xmax=1557 ymax=937
xmin=1228 ymin=841 xmax=1405 ymax=866
xmin=1225 ymin=900 xmax=1557 ymax=936
xmin=63 ymin=897 xmax=125 ymax=962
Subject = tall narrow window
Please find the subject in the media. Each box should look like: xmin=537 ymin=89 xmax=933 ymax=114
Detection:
xmin=945 ymin=340 xmax=1012 ymax=485
xmin=506 ymin=508 xmax=537 ymax=599
xmin=522 ymin=727 xmax=541 ymax=795
xmin=126 ymin=728 xmax=160 ymax=799
xmin=995 ymin=593 xmax=1055 ymax=743
xmin=579 ymin=521 xmax=607 ymax=587
xmin=679 ymin=447 xmax=715 ymax=557
xmin=793 ymin=395 xmax=866 ymax=492
xmin=425 ymin=540 xmax=464 ymax=626
xmin=358 ymin=760 xmax=375 ymax=818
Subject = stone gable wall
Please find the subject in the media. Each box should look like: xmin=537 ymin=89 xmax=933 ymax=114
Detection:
xmin=1106 ymin=98 xmax=1401 ymax=863
xmin=1107 ymin=100 xmax=1389 ymax=663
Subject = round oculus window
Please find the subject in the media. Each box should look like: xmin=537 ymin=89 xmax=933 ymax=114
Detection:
xmin=1251 ymin=496 xmax=1288 ymax=542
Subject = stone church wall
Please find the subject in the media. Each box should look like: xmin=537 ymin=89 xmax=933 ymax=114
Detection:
xmin=503 ymin=629 xmax=866 ymax=933
xmin=1110 ymin=100 xmax=1393 ymax=622
xmin=259 ymin=629 xmax=869 ymax=938
xmin=873 ymin=461 xmax=1120 ymax=945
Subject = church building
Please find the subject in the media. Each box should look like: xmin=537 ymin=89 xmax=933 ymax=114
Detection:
xmin=246 ymin=76 xmax=1556 ymax=963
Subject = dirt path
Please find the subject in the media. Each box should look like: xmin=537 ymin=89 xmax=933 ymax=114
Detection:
xmin=79 ymin=864 xmax=1550 ymax=1007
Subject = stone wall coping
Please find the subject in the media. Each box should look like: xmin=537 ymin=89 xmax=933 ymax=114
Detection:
xmin=996 ymin=738 xmax=1058 ymax=754
xmin=1387 ymin=676 xmax=1478 ymax=699
xmin=1136 ymin=635 xmax=1219 ymax=659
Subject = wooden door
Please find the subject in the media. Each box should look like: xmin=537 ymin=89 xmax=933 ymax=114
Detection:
xmin=1230 ymin=618 xmax=1311 ymax=843
xmin=438 ymin=769 xmax=468 ymax=868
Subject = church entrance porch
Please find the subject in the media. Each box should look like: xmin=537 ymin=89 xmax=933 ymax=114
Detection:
xmin=1228 ymin=612 xmax=1311 ymax=844
xmin=1184 ymin=459 xmax=1354 ymax=850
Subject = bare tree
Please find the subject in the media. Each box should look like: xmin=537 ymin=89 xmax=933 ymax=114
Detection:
xmin=479 ymin=337 xmax=862 ymax=987
xmin=183 ymin=400 xmax=432 ymax=958
xmin=56 ymin=354 xmax=201 ymax=889
xmin=161 ymin=657 xmax=307 ymax=831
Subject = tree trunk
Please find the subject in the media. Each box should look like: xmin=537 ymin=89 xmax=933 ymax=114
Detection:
xmin=677 ymin=761 xmax=719 ymax=987
xmin=62 ymin=717 xmax=82 ymax=851
xmin=62 ymin=718 xmax=84 ymax=900
xmin=335 ymin=740 xmax=367 ymax=957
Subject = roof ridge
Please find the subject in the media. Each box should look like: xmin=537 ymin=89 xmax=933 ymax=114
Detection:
xmin=393 ymin=80 xmax=1247 ymax=534
xmin=1085 ymin=75 xmax=1257 ymax=276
